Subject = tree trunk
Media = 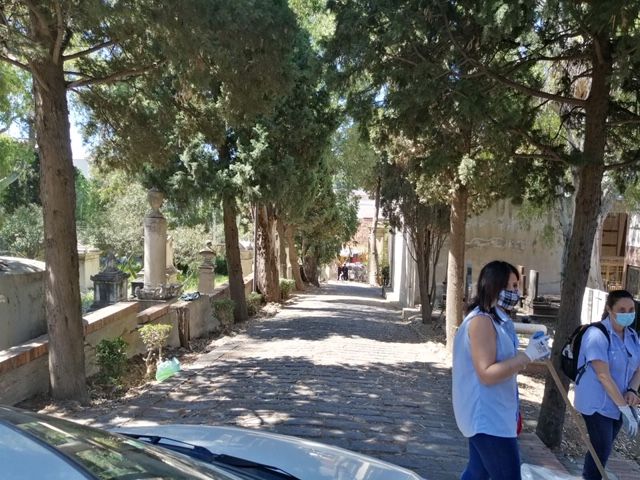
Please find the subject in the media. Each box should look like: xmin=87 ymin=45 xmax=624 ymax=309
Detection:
xmin=303 ymin=251 xmax=320 ymax=287
xmin=415 ymin=225 xmax=432 ymax=323
xmin=32 ymin=53 xmax=87 ymax=401
xmin=255 ymin=203 xmax=281 ymax=302
xmin=285 ymin=223 xmax=305 ymax=291
xmin=557 ymin=186 xmax=575 ymax=279
xmin=537 ymin=35 xmax=611 ymax=448
xmin=587 ymin=186 xmax=615 ymax=290
xmin=445 ymin=185 xmax=468 ymax=351
xmin=222 ymin=194 xmax=248 ymax=323
xmin=276 ymin=216 xmax=288 ymax=279
xmin=369 ymin=176 xmax=382 ymax=285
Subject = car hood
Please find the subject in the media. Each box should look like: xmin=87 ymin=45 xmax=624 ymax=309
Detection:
xmin=114 ymin=424 xmax=425 ymax=480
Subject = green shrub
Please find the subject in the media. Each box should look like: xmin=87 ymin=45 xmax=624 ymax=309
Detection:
xmin=81 ymin=290 xmax=94 ymax=313
xmin=215 ymin=256 xmax=228 ymax=276
xmin=138 ymin=323 xmax=173 ymax=378
xmin=0 ymin=203 xmax=43 ymax=258
xmin=95 ymin=337 xmax=128 ymax=385
xmin=213 ymin=298 xmax=235 ymax=333
xmin=246 ymin=292 xmax=264 ymax=316
xmin=279 ymin=278 xmax=296 ymax=301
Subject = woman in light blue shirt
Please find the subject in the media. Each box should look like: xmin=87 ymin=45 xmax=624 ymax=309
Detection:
xmin=574 ymin=289 xmax=640 ymax=480
xmin=452 ymin=261 xmax=551 ymax=480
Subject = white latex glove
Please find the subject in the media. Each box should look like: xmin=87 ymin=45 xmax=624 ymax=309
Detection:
xmin=523 ymin=333 xmax=551 ymax=361
xmin=619 ymin=405 xmax=638 ymax=438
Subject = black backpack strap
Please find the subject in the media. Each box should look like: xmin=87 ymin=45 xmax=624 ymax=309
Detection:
xmin=592 ymin=322 xmax=610 ymax=345
xmin=575 ymin=322 xmax=610 ymax=385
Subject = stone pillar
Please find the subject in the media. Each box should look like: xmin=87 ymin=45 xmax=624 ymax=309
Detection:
xmin=530 ymin=270 xmax=539 ymax=299
xmin=198 ymin=244 xmax=216 ymax=294
xmin=527 ymin=269 xmax=539 ymax=307
xmin=143 ymin=189 xmax=167 ymax=291
xmin=77 ymin=244 xmax=101 ymax=293
xmin=137 ymin=189 xmax=181 ymax=300
xmin=464 ymin=263 xmax=473 ymax=302
xmin=368 ymin=226 xmax=378 ymax=285
xmin=240 ymin=244 xmax=254 ymax=276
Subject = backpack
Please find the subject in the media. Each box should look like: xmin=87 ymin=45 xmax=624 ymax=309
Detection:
xmin=560 ymin=322 xmax=610 ymax=383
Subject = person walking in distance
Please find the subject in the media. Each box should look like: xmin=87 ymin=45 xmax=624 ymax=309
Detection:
xmin=574 ymin=289 xmax=640 ymax=480
xmin=452 ymin=260 xmax=551 ymax=479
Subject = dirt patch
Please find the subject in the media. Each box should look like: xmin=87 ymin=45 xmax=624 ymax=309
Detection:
xmin=16 ymin=301 xmax=275 ymax=417
xmin=408 ymin=315 xmax=640 ymax=468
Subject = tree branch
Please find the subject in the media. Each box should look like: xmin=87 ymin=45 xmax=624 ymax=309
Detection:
xmin=478 ymin=63 xmax=587 ymax=107
xmin=23 ymin=0 xmax=52 ymax=39
xmin=604 ymin=151 xmax=640 ymax=171
xmin=64 ymin=70 xmax=91 ymax=77
xmin=388 ymin=54 xmax=418 ymax=67
xmin=509 ymin=126 xmax=567 ymax=164
xmin=52 ymin=0 xmax=65 ymax=63
xmin=63 ymin=40 xmax=115 ymax=61
xmin=607 ymin=118 xmax=640 ymax=127
xmin=438 ymin=7 xmax=588 ymax=108
xmin=608 ymin=102 xmax=640 ymax=126
xmin=0 ymin=115 xmax=18 ymax=133
xmin=66 ymin=63 xmax=160 ymax=89
xmin=514 ymin=153 xmax=558 ymax=160
xmin=0 ymin=53 xmax=30 ymax=71
xmin=502 ymin=52 xmax=589 ymax=78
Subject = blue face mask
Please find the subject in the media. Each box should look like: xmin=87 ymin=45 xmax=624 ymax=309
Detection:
xmin=614 ymin=312 xmax=636 ymax=328
xmin=497 ymin=289 xmax=520 ymax=311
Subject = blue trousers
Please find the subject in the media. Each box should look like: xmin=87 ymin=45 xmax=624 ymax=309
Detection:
xmin=461 ymin=433 xmax=521 ymax=480
xmin=582 ymin=412 xmax=622 ymax=480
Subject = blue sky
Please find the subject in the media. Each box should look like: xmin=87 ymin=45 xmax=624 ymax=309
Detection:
xmin=70 ymin=120 xmax=88 ymax=159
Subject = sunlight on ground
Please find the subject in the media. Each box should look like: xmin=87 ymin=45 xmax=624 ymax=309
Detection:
xmin=244 ymin=337 xmax=432 ymax=366
xmin=235 ymin=410 xmax=291 ymax=428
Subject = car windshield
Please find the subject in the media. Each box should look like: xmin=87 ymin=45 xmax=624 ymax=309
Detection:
xmin=0 ymin=406 xmax=238 ymax=480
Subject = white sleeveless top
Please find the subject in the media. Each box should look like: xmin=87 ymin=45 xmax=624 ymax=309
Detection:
xmin=452 ymin=306 xmax=520 ymax=438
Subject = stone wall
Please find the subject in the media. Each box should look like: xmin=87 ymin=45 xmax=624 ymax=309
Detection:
xmin=463 ymin=201 xmax=564 ymax=295
xmin=78 ymin=245 xmax=100 ymax=293
xmin=0 ymin=257 xmax=47 ymax=349
xmin=0 ymin=274 xmax=254 ymax=406
xmin=386 ymin=199 xmax=565 ymax=310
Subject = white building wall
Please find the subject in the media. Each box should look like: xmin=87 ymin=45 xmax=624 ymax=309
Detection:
xmin=389 ymin=200 xmax=565 ymax=309
xmin=457 ymin=200 xmax=564 ymax=296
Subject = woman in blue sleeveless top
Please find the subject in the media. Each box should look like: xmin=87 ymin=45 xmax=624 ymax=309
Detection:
xmin=452 ymin=261 xmax=551 ymax=480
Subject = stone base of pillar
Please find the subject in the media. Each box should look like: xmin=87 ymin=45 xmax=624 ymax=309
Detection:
xmin=136 ymin=283 xmax=182 ymax=300
xmin=198 ymin=265 xmax=215 ymax=295
xmin=166 ymin=266 xmax=179 ymax=284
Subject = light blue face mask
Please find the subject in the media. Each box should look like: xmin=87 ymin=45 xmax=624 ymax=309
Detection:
xmin=614 ymin=312 xmax=636 ymax=328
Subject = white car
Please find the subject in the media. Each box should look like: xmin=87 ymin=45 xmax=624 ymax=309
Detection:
xmin=0 ymin=405 xmax=425 ymax=480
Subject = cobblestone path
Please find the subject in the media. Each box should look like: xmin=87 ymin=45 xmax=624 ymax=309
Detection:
xmin=83 ymin=281 xmax=465 ymax=478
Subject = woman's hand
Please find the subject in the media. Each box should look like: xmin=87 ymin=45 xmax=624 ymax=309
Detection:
xmin=625 ymin=389 xmax=639 ymax=407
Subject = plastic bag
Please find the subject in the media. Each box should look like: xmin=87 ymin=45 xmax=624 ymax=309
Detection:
xmin=521 ymin=463 xmax=577 ymax=480
xmin=155 ymin=357 xmax=181 ymax=382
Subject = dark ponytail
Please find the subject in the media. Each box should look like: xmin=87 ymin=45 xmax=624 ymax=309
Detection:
xmin=601 ymin=289 xmax=634 ymax=320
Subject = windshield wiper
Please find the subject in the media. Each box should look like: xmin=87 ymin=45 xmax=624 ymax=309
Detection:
xmin=121 ymin=433 xmax=301 ymax=480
